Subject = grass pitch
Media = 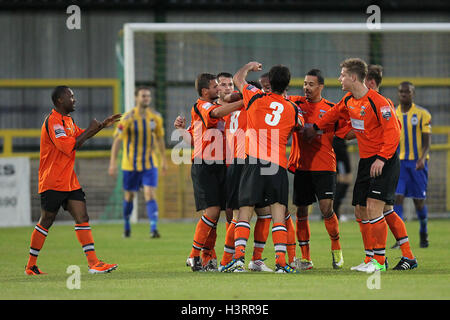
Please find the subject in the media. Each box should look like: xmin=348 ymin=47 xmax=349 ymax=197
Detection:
xmin=1 ymin=218 xmax=449 ymax=300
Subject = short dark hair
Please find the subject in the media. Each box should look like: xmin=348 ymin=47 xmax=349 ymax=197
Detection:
xmin=399 ymin=81 xmax=415 ymax=92
xmin=195 ymin=73 xmax=216 ymax=97
xmin=135 ymin=86 xmax=151 ymax=97
xmin=51 ymin=85 xmax=70 ymax=105
xmin=306 ymin=69 xmax=324 ymax=85
xmin=217 ymin=72 xmax=233 ymax=79
xmin=366 ymin=64 xmax=383 ymax=87
xmin=259 ymin=72 xmax=269 ymax=80
xmin=340 ymin=58 xmax=368 ymax=82
xmin=268 ymin=65 xmax=291 ymax=93
xmin=247 ymin=80 xmax=262 ymax=90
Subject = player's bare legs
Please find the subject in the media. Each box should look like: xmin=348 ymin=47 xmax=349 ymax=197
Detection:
xmin=37 ymin=209 xmax=58 ymax=230
xmin=66 ymin=199 xmax=90 ymax=224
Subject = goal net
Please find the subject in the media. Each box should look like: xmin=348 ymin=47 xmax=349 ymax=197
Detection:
xmin=104 ymin=22 xmax=450 ymax=222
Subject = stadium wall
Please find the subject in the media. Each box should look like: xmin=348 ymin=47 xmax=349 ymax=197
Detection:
xmin=1 ymin=11 xmax=448 ymax=135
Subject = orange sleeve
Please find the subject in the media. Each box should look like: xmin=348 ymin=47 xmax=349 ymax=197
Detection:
xmin=334 ymin=118 xmax=352 ymax=139
xmin=74 ymin=123 xmax=85 ymax=138
xmin=47 ymin=116 xmax=77 ymax=156
xmin=315 ymin=97 xmax=348 ymax=130
xmin=197 ymin=102 xmax=220 ymax=128
xmin=373 ymin=96 xmax=401 ymax=161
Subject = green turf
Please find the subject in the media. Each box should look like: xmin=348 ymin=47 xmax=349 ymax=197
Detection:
xmin=1 ymin=218 xmax=449 ymax=299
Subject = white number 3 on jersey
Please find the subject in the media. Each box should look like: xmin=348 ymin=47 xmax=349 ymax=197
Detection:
xmin=265 ymin=102 xmax=284 ymax=126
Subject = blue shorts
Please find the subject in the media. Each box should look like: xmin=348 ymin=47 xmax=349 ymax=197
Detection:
xmin=395 ymin=160 xmax=428 ymax=199
xmin=123 ymin=167 xmax=158 ymax=191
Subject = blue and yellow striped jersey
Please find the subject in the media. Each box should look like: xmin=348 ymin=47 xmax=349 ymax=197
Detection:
xmin=395 ymin=103 xmax=431 ymax=161
xmin=114 ymin=107 xmax=164 ymax=171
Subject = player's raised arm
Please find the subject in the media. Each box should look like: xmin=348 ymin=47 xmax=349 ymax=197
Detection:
xmin=173 ymin=115 xmax=193 ymax=146
xmin=233 ymin=61 xmax=262 ymax=93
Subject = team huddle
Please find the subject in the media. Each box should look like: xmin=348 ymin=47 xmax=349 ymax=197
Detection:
xmin=24 ymin=57 xmax=429 ymax=276
xmin=174 ymin=58 xmax=423 ymax=273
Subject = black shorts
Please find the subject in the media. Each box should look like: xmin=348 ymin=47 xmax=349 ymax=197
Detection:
xmin=333 ymin=137 xmax=351 ymax=174
xmin=191 ymin=161 xmax=227 ymax=211
xmin=227 ymin=160 xmax=269 ymax=210
xmin=40 ymin=189 xmax=86 ymax=213
xmin=238 ymin=157 xmax=289 ymax=208
xmin=293 ymin=171 xmax=336 ymax=206
xmin=352 ymin=152 xmax=400 ymax=206
xmin=226 ymin=161 xmax=244 ymax=210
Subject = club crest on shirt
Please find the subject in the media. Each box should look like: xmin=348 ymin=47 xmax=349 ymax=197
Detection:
xmin=202 ymin=102 xmax=213 ymax=110
xmin=149 ymin=119 xmax=156 ymax=130
xmin=380 ymin=106 xmax=392 ymax=120
xmin=360 ymin=106 xmax=366 ymax=117
xmin=411 ymin=115 xmax=419 ymax=125
xmin=247 ymin=85 xmax=259 ymax=93
xmin=53 ymin=124 xmax=67 ymax=138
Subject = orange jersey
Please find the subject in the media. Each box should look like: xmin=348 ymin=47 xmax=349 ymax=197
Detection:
xmin=38 ymin=109 xmax=85 ymax=193
xmin=187 ymin=99 xmax=225 ymax=162
xmin=287 ymin=96 xmax=350 ymax=172
xmin=316 ymin=89 xmax=400 ymax=161
xmin=242 ymin=84 xmax=302 ymax=169
xmin=223 ymin=106 xmax=247 ymax=161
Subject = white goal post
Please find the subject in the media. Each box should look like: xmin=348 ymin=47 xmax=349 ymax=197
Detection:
xmin=122 ymin=22 xmax=450 ymax=223
xmin=123 ymin=22 xmax=450 ymax=117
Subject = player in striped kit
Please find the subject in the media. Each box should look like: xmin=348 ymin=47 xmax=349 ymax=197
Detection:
xmin=109 ymin=86 xmax=167 ymax=239
xmin=395 ymin=81 xmax=431 ymax=249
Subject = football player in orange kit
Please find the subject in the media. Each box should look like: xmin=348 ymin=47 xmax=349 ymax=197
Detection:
xmin=287 ymin=69 xmax=351 ymax=270
xmin=363 ymin=65 xmax=418 ymax=270
xmin=174 ymin=73 xmax=243 ymax=271
xmin=226 ymin=62 xmax=304 ymax=273
xmin=305 ymin=58 xmax=401 ymax=273
xmin=25 ymin=86 xmax=121 ymax=275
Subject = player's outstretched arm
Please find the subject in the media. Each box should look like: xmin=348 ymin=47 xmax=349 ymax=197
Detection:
xmin=233 ymin=61 xmax=262 ymax=93
xmin=74 ymin=114 xmax=121 ymax=150
xmin=102 ymin=114 xmax=122 ymax=129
